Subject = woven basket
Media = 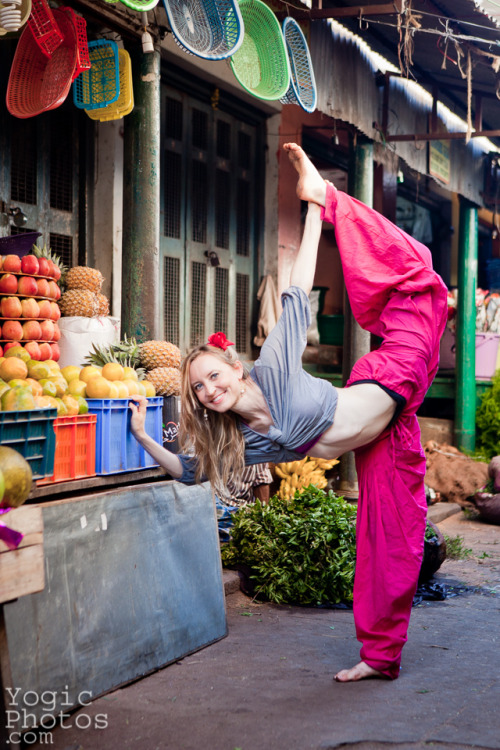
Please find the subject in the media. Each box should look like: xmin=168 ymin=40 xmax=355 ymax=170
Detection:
xmin=162 ymin=0 xmax=243 ymax=60
xmin=280 ymin=17 xmax=317 ymax=113
xmin=73 ymin=39 xmax=120 ymax=110
xmin=229 ymin=0 xmax=290 ymax=101
xmin=85 ymin=49 xmax=134 ymax=121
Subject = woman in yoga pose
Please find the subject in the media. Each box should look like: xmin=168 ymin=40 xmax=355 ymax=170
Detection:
xmin=130 ymin=142 xmax=448 ymax=682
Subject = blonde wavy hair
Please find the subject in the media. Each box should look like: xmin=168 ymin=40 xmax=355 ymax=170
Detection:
xmin=179 ymin=344 xmax=249 ymax=493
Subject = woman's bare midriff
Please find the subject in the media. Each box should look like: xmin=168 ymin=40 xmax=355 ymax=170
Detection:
xmin=309 ymin=383 xmax=398 ymax=458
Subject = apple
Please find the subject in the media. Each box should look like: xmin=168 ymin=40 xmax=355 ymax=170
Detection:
xmin=17 ymin=275 xmax=38 ymax=297
xmin=2 ymin=320 xmax=23 ymax=340
xmin=49 ymin=342 xmax=60 ymax=361
xmin=21 ymin=297 xmax=40 ymax=319
xmin=36 ymin=278 xmax=50 ymax=298
xmin=24 ymin=340 xmax=41 ymax=360
xmin=2 ymin=254 xmax=22 ymax=273
xmin=22 ymin=320 xmax=42 ymax=341
xmin=48 ymin=281 xmax=61 ymax=300
xmin=1 ymin=296 xmax=23 ymax=318
xmin=37 ymin=257 xmax=50 ymax=277
xmin=21 ymin=255 xmax=39 ymax=275
xmin=52 ymin=322 xmax=61 ymax=342
xmin=39 ymin=342 xmax=52 ymax=361
xmin=0 ymin=274 xmax=18 ymax=294
xmin=37 ymin=299 xmax=52 ymax=318
xmin=50 ymin=302 xmax=61 ymax=321
xmin=39 ymin=319 xmax=55 ymax=341
xmin=3 ymin=340 xmax=20 ymax=352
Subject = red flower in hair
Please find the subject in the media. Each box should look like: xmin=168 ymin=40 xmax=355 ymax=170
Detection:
xmin=207 ymin=332 xmax=234 ymax=351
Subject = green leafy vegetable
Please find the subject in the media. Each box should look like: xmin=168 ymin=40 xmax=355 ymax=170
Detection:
xmin=476 ymin=371 xmax=500 ymax=460
xmin=220 ymin=485 xmax=357 ymax=606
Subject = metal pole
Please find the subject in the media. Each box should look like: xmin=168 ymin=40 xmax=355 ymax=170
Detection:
xmin=454 ymin=199 xmax=478 ymax=451
xmin=121 ymin=43 xmax=161 ymax=341
xmin=339 ymin=137 xmax=373 ymax=498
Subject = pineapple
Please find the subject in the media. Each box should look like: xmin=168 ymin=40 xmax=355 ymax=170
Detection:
xmin=32 ymin=243 xmax=67 ymax=282
xmin=96 ymin=293 xmax=110 ymax=316
xmin=84 ymin=336 xmax=146 ymax=380
xmin=139 ymin=340 xmax=181 ymax=369
xmin=65 ymin=266 xmax=104 ymax=293
xmin=59 ymin=289 xmax=99 ymax=317
xmin=147 ymin=367 xmax=181 ymax=396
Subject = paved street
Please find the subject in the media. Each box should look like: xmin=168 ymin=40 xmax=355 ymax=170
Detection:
xmin=27 ymin=509 xmax=500 ymax=750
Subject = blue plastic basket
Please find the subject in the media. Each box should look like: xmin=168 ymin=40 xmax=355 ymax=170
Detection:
xmin=162 ymin=0 xmax=244 ymax=60
xmin=0 ymin=408 xmax=57 ymax=480
xmin=73 ymin=39 xmax=120 ymax=110
xmin=87 ymin=397 xmax=163 ymax=475
xmin=280 ymin=17 xmax=317 ymax=113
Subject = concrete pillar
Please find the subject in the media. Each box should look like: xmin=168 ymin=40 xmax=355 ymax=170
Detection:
xmin=339 ymin=138 xmax=373 ymax=498
xmin=121 ymin=44 xmax=161 ymax=341
xmin=454 ymin=199 xmax=478 ymax=451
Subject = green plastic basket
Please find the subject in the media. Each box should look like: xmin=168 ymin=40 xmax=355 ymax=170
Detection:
xmin=229 ymin=0 xmax=290 ymax=101
xmin=119 ymin=0 xmax=159 ymax=9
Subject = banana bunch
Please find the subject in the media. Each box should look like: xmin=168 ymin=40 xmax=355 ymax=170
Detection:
xmin=274 ymin=456 xmax=339 ymax=500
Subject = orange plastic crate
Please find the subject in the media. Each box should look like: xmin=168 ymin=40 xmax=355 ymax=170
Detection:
xmin=37 ymin=413 xmax=96 ymax=485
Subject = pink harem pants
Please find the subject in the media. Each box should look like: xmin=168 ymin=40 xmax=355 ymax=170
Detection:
xmin=321 ymin=184 xmax=448 ymax=679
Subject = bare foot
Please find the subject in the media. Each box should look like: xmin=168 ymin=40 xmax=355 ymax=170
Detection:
xmin=283 ymin=142 xmax=327 ymax=206
xmin=334 ymin=661 xmax=388 ymax=682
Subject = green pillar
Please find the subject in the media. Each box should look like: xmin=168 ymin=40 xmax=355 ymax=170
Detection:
xmin=454 ymin=200 xmax=478 ymax=451
xmin=121 ymin=44 xmax=161 ymax=342
xmin=339 ymin=138 xmax=373 ymax=498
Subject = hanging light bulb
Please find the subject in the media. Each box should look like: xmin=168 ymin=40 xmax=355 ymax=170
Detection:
xmin=141 ymin=11 xmax=154 ymax=54
xmin=0 ymin=0 xmax=23 ymax=32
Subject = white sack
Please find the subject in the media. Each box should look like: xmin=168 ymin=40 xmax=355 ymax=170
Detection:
xmin=58 ymin=317 xmax=120 ymax=369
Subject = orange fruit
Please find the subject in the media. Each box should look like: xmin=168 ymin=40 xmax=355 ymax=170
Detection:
xmin=34 ymin=395 xmax=53 ymax=409
xmin=136 ymin=382 xmax=146 ymax=397
xmin=39 ymin=380 xmax=57 ymax=398
xmin=48 ymin=378 xmax=67 ymax=397
xmin=102 ymin=362 xmax=125 ymax=381
xmin=61 ymin=365 xmax=81 ymax=383
xmin=122 ymin=378 xmax=139 ymax=396
xmin=68 ymin=379 xmax=87 ymax=398
xmin=75 ymin=396 xmax=89 ymax=414
xmin=123 ymin=367 xmax=138 ymax=382
xmin=107 ymin=382 xmax=119 ymax=398
xmin=79 ymin=365 xmax=102 ymax=384
xmin=25 ymin=378 xmax=43 ymax=396
xmin=142 ymin=380 xmax=156 ymax=397
xmin=27 ymin=361 xmax=51 ymax=380
xmin=54 ymin=398 xmax=68 ymax=416
xmin=8 ymin=378 xmax=27 ymax=389
xmin=1 ymin=386 xmax=35 ymax=411
xmin=62 ymin=395 xmax=79 ymax=416
xmin=115 ymin=381 xmax=129 ymax=399
xmin=85 ymin=376 xmax=111 ymax=399
xmin=4 ymin=346 xmax=30 ymax=363
xmin=0 ymin=357 xmax=28 ymax=381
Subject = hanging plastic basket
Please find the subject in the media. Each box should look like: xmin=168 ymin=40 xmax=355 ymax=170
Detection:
xmin=59 ymin=6 xmax=91 ymax=81
xmin=162 ymin=0 xmax=244 ymax=61
xmin=27 ymin=0 xmax=64 ymax=57
xmin=6 ymin=8 xmax=78 ymax=118
xmin=119 ymin=0 xmax=159 ymax=10
xmin=229 ymin=0 xmax=290 ymax=101
xmin=73 ymin=39 xmax=120 ymax=110
xmin=280 ymin=17 xmax=317 ymax=113
xmin=85 ymin=49 xmax=134 ymax=122
xmin=0 ymin=0 xmax=32 ymax=36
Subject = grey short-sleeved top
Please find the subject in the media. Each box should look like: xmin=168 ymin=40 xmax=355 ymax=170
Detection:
xmin=178 ymin=286 xmax=338 ymax=483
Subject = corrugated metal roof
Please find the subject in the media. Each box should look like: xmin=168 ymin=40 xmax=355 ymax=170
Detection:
xmin=320 ymin=0 xmax=500 ymax=146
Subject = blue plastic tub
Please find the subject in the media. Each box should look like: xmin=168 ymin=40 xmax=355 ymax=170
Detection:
xmin=0 ymin=407 xmax=57 ymax=479
xmin=86 ymin=397 xmax=163 ymax=475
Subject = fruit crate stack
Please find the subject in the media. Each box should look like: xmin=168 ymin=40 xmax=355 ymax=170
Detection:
xmin=0 ymin=247 xmax=63 ymax=362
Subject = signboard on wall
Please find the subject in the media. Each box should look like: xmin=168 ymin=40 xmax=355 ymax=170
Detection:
xmin=429 ymin=139 xmax=450 ymax=184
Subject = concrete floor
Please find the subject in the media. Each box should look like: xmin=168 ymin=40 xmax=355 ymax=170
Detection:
xmin=27 ymin=507 xmax=500 ymax=750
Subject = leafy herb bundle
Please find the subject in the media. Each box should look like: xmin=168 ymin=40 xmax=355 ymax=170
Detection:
xmin=476 ymin=371 xmax=500 ymax=460
xmin=220 ymin=485 xmax=357 ymax=606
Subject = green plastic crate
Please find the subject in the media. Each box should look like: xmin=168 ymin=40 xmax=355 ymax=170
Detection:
xmin=0 ymin=408 xmax=57 ymax=479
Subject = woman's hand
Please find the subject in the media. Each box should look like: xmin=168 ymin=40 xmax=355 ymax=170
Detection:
xmin=129 ymin=395 xmax=148 ymax=438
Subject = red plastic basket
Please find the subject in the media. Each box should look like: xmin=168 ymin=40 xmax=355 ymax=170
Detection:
xmin=59 ymin=6 xmax=91 ymax=80
xmin=6 ymin=9 xmax=78 ymax=119
xmin=37 ymin=413 xmax=97 ymax=485
xmin=27 ymin=0 xmax=64 ymax=58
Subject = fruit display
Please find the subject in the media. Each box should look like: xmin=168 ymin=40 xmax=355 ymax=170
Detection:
xmin=273 ymin=457 xmax=339 ymax=500
xmin=0 ymin=445 xmax=33 ymax=509
xmin=0 ymin=353 xmax=89 ymax=416
xmin=0 ymin=247 xmax=63 ymax=362
xmin=84 ymin=336 xmax=182 ymax=397
xmin=59 ymin=265 xmax=110 ymax=317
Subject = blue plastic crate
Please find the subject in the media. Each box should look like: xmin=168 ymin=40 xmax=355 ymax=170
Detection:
xmin=86 ymin=397 xmax=164 ymax=475
xmin=0 ymin=408 xmax=57 ymax=479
